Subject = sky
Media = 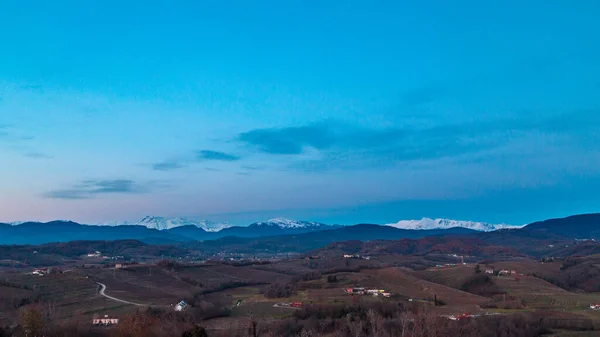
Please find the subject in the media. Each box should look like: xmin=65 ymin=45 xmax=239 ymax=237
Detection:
xmin=1 ymin=1 xmax=599 ymax=226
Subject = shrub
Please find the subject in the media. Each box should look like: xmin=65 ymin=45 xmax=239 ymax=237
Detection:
xmin=264 ymin=283 xmax=296 ymax=298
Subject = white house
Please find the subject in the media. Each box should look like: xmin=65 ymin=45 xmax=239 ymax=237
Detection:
xmin=87 ymin=251 xmax=102 ymax=257
xmin=174 ymin=300 xmax=189 ymax=312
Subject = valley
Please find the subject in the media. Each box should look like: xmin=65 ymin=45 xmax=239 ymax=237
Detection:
xmin=2 ymin=213 xmax=600 ymax=336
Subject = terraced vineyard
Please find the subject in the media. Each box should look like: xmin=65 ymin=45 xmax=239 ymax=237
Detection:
xmin=494 ymin=275 xmax=600 ymax=310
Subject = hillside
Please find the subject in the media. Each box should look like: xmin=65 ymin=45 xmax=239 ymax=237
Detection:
xmin=524 ymin=213 xmax=600 ymax=239
xmin=187 ymin=225 xmax=478 ymax=254
xmin=0 ymin=221 xmax=188 ymax=245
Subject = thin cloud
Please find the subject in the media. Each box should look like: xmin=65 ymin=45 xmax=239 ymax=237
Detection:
xmin=24 ymin=152 xmax=53 ymax=159
xmin=237 ymin=111 xmax=600 ymax=171
xmin=0 ymin=124 xmax=14 ymax=139
xmin=44 ymin=179 xmax=153 ymax=200
xmin=237 ymin=121 xmax=404 ymax=155
xmin=152 ymin=160 xmax=185 ymax=171
xmin=196 ymin=150 xmax=241 ymax=161
xmin=241 ymin=165 xmax=264 ymax=171
xmin=151 ymin=150 xmax=241 ymax=171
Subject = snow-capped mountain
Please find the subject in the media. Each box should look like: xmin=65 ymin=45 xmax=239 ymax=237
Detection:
xmin=251 ymin=218 xmax=329 ymax=229
xmin=10 ymin=221 xmax=29 ymax=226
xmin=134 ymin=216 xmax=232 ymax=232
xmin=385 ymin=217 xmax=522 ymax=232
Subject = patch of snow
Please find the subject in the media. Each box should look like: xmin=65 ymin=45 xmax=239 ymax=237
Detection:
xmin=134 ymin=216 xmax=232 ymax=232
xmin=10 ymin=221 xmax=45 ymax=226
xmin=10 ymin=221 xmax=27 ymax=226
xmin=254 ymin=218 xmax=328 ymax=229
xmin=385 ymin=218 xmax=523 ymax=232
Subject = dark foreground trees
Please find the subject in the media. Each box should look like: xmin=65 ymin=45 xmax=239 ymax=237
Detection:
xmin=6 ymin=300 xmax=598 ymax=337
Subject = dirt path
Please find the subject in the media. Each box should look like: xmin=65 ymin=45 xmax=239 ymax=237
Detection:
xmin=96 ymin=282 xmax=145 ymax=306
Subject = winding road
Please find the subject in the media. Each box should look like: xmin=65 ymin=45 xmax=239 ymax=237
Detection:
xmin=96 ymin=282 xmax=144 ymax=306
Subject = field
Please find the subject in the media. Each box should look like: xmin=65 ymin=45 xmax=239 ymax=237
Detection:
xmin=0 ymin=271 xmax=138 ymax=327
xmin=3 ymin=255 xmax=600 ymax=336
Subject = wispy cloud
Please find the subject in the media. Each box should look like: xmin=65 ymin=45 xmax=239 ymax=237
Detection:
xmin=236 ymin=111 xmax=600 ymax=171
xmin=237 ymin=122 xmax=404 ymax=155
xmin=150 ymin=150 xmax=241 ymax=171
xmin=151 ymin=160 xmax=185 ymax=171
xmin=196 ymin=150 xmax=240 ymax=161
xmin=0 ymin=124 xmax=14 ymax=139
xmin=24 ymin=152 xmax=53 ymax=159
xmin=0 ymin=125 xmax=52 ymax=159
xmin=241 ymin=165 xmax=264 ymax=171
xmin=44 ymin=179 xmax=155 ymax=200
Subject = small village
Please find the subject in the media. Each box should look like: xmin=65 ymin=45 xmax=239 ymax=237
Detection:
xmin=344 ymin=287 xmax=392 ymax=298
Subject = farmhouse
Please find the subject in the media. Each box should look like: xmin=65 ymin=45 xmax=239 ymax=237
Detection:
xmin=32 ymin=269 xmax=46 ymax=276
xmin=485 ymin=268 xmax=494 ymax=274
xmin=174 ymin=300 xmax=189 ymax=312
xmin=345 ymin=287 xmax=366 ymax=295
xmin=445 ymin=313 xmax=475 ymax=321
xmin=346 ymin=287 xmax=392 ymax=297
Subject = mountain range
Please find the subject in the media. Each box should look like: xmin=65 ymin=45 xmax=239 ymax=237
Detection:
xmin=2 ymin=214 xmax=598 ymax=247
xmin=12 ymin=216 xmax=517 ymax=232
xmin=385 ymin=217 xmax=522 ymax=231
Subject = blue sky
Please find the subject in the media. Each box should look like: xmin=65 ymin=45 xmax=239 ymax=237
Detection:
xmin=0 ymin=1 xmax=599 ymax=225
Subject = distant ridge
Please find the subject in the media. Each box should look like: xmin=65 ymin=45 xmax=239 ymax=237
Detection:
xmin=8 ymin=216 xmax=523 ymax=233
xmin=524 ymin=213 xmax=600 ymax=239
xmin=385 ymin=217 xmax=522 ymax=232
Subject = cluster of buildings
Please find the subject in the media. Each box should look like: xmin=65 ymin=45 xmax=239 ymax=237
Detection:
xmin=590 ymin=304 xmax=600 ymax=310
xmin=31 ymin=268 xmax=51 ymax=276
xmin=345 ymin=287 xmax=392 ymax=297
xmin=443 ymin=313 xmax=480 ymax=321
xmin=485 ymin=268 xmax=518 ymax=276
xmin=435 ymin=263 xmax=463 ymax=268
xmin=87 ymin=251 xmax=102 ymax=257
xmin=92 ymin=315 xmax=119 ymax=326
xmin=86 ymin=251 xmax=124 ymax=261
xmin=343 ymin=254 xmax=374 ymax=260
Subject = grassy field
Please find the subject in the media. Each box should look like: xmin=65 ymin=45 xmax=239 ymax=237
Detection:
xmin=4 ymin=256 xmax=600 ymax=335
xmin=492 ymin=274 xmax=600 ymax=312
xmin=411 ymin=265 xmax=475 ymax=289
xmin=365 ymin=268 xmax=491 ymax=310
xmin=0 ymin=272 xmax=140 ymax=325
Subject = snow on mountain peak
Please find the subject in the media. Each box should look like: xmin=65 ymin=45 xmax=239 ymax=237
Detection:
xmin=134 ymin=216 xmax=232 ymax=232
xmin=385 ymin=217 xmax=522 ymax=232
xmin=256 ymin=218 xmax=326 ymax=229
xmin=10 ymin=221 xmax=28 ymax=226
